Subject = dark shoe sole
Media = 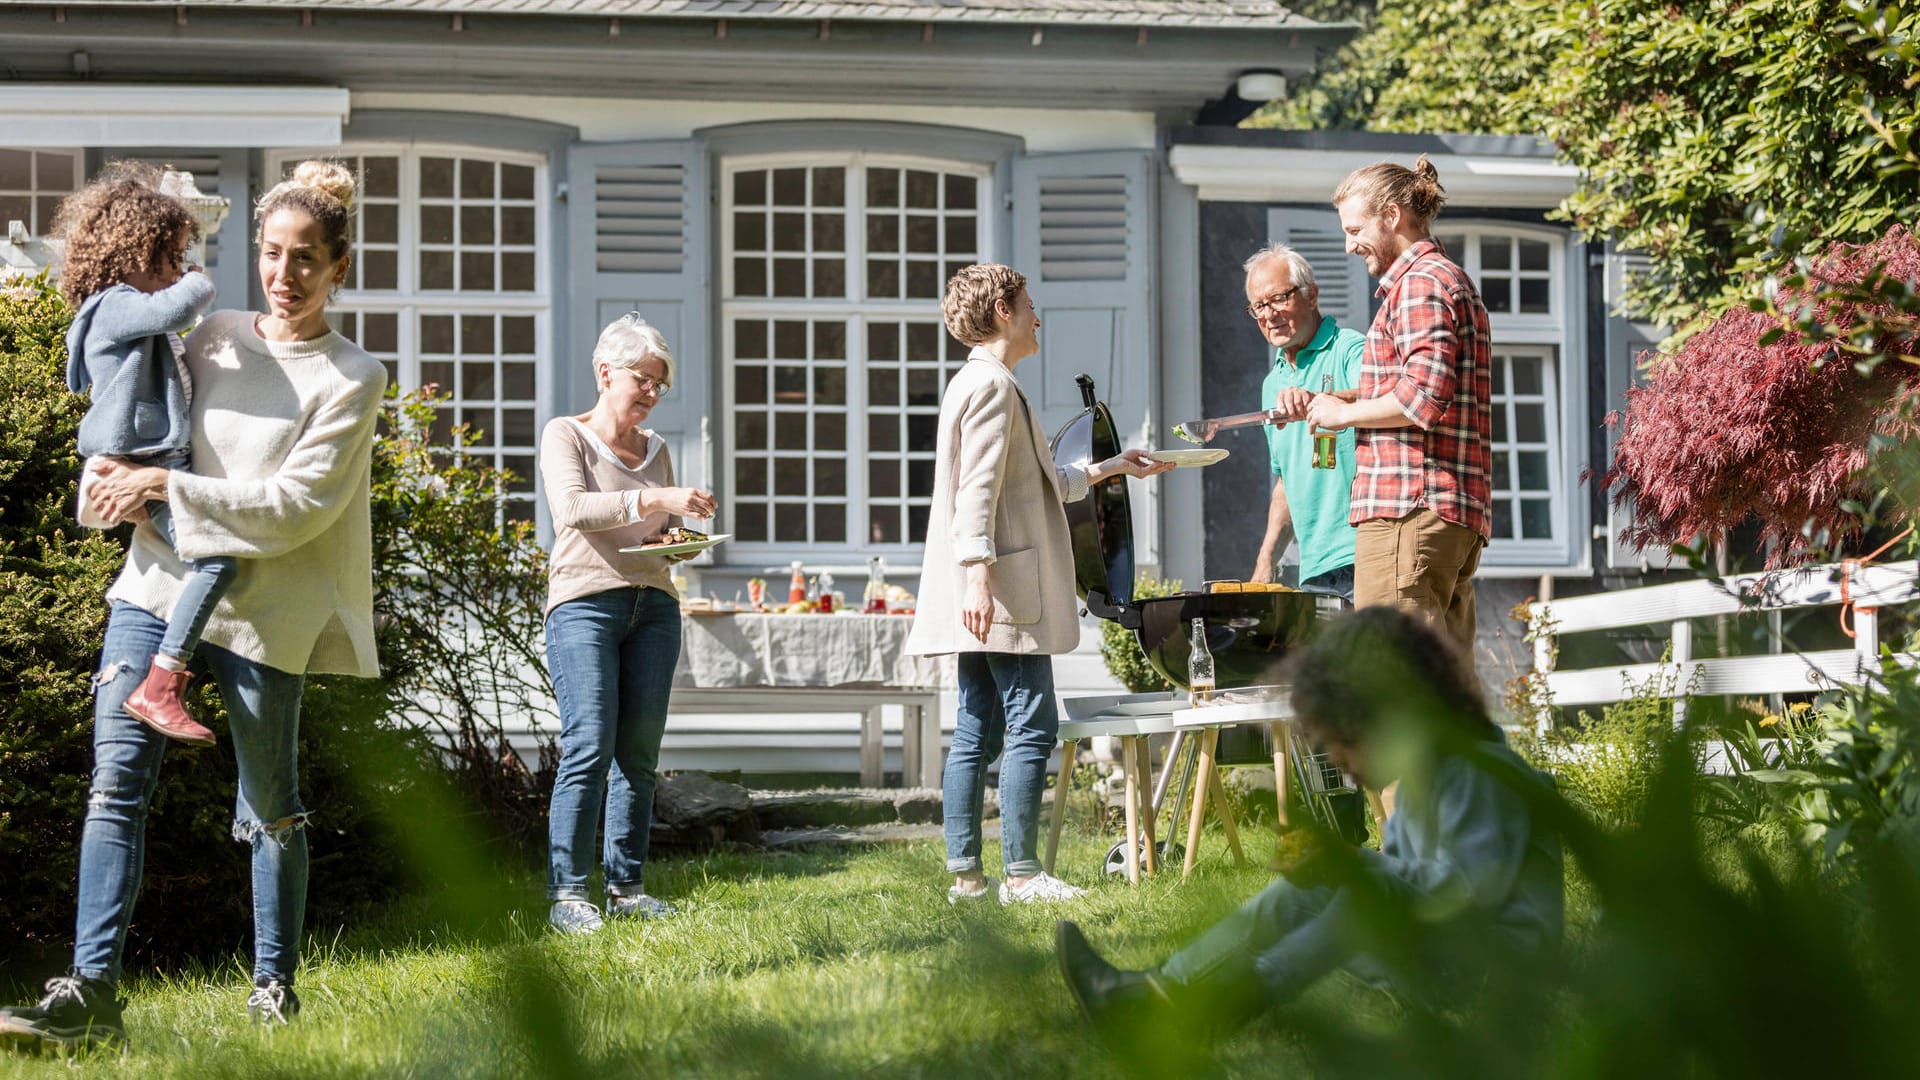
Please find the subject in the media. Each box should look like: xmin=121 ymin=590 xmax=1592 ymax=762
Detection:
xmin=0 ymin=1017 xmax=127 ymax=1055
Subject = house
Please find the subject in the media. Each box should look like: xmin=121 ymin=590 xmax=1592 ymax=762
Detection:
xmin=0 ymin=1 xmax=1660 ymax=772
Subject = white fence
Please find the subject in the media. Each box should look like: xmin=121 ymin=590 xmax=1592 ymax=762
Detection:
xmin=1528 ymin=559 xmax=1919 ymax=728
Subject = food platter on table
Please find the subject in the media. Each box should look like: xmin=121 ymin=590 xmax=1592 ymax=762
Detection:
xmin=620 ymin=527 xmax=732 ymax=557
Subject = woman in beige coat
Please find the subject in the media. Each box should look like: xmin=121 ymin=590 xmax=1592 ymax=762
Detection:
xmin=906 ymin=263 xmax=1170 ymax=905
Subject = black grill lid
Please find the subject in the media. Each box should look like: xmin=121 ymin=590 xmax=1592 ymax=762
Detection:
xmin=1049 ymin=374 xmax=1136 ymax=620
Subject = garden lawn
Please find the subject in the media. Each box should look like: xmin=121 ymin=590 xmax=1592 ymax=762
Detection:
xmin=0 ymin=826 xmax=1399 ymax=1078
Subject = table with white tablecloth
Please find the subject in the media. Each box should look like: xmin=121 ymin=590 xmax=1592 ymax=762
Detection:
xmin=672 ymin=612 xmax=952 ymax=786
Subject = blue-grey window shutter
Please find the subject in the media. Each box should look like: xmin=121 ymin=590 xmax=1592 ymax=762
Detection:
xmin=1265 ymin=207 xmax=1371 ymax=335
xmin=1011 ymin=150 xmax=1156 ymax=438
xmin=564 ymin=138 xmax=711 ymax=491
xmin=1601 ymin=248 xmax=1673 ymax=570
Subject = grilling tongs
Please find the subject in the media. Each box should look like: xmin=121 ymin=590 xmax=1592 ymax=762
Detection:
xmin=1171 ymin=408 xmax=1288 ymax=445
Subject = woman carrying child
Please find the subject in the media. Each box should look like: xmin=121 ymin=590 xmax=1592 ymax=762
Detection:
xmin=0 ymin=160 xmax=386 ymax=1051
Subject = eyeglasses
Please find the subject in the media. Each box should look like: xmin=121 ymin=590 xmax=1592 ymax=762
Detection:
xmin=1245 ymin=287 xmax=1304 ymax=318
xmin=622 ymin=371 xmax=670 ymax=397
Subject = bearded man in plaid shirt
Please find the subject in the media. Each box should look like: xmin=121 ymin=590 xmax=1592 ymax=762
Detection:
xmin=1304 ymin=156 xmax=1492 ymax=660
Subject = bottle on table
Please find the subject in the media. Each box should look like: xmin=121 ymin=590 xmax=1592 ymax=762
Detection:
xmin=1188 ymin=617 xmax=1216 ymax=705
xmin=864 ymin=556 xmax=889 ymax=614
xmin=818 ymin=572 xmax=836 ymax=614
xmin=788 ymin=560 xmax=808 ymax=606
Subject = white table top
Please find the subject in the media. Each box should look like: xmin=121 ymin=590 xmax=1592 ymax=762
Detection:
xmin=1170 ymin=696 xmax=1295 ymax=729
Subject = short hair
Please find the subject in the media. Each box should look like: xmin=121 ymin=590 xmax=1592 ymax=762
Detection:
xmin=1286 ymin=606 xmax=1497 ymax=748
xmin=1242 ymin=243 xmax=1318 ymax=292
xmin=257 ymin=159 xmax=357 ymax=261
xmin=941 ymin=263 xmax=1028 ymax=346
xmin=1331 ymin=154 xmax=1448 ymax=231
xmin=52 ymin=161 xmax=201 ymax=307
xmin=592 ymin=311 xmax=676 ymax=387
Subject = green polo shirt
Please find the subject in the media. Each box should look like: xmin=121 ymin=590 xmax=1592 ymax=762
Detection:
xmin=1260 ymin=316 xmax=1365 ymax=582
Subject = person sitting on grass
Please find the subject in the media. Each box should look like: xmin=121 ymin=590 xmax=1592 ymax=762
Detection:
xmin=1056 ymin=605 xmax=1563 ymax=1060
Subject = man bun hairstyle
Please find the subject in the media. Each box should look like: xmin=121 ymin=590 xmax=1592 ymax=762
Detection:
xmin=941 ymin=263 xmax=1028 ymax=347
xmin=256 ymin=159 xmax=357 ymax=260
xmin=1330 ymin=154 xmax=1448 ymax=231
xmin=51 ymin=160 xmax=201 ymax=307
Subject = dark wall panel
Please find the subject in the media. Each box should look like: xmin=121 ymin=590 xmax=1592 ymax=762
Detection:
xmin=1198 ymin=201 xmax=1280 ymax=584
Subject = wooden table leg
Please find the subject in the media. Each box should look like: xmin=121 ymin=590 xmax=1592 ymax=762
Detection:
xmin=1269 ymin=721 xmax=1291 ymax=829
xmin=1207 ymin=757 xmax=1247 ymax=866
xmin=1365 ymin=787 xmax=1389 ymax=832
xmin=1122 ymin=742 xmax=1141 ymax=885
xmin=1182 ymin=728 xmax=1218 ymax=878
xmin=1134 ymin=738 xmax=1157 ymax=876
xmin=1045 ymin=739 xmax=1076 ymax=875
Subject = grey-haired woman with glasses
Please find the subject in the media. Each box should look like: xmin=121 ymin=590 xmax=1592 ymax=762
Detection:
xmin=539 ymin=313 xmax=715 ymax=934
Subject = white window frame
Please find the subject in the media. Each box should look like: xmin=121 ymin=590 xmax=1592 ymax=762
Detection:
xmin=267 ymin=143 xmax=554 ymax=521
xmin=1432 ymin=223 xmax=1589 ymax=574
xmin=720 ymin=150 xmax=997 ymax=564
xmin=0 ymin=147 xmax=82 ymax=237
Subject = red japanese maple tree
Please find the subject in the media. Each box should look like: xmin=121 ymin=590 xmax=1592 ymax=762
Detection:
xmin=1605 ymin=226 xmax=1920 ymax=567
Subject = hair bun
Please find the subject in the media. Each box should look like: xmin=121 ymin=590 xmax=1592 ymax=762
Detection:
xmin=289 ymin=160 xmax=356 ymax=212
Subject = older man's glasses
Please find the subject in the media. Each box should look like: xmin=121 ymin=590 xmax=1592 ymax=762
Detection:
xmin=1245 ymin=286 xmax=1304 ymax=318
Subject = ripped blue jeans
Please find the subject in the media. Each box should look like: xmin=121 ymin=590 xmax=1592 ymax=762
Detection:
xmin=72 ymin=602 xmax=309 ymax=987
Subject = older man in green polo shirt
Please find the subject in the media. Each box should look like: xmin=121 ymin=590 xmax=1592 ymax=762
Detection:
xmin=1246 ymin=243 xmax=1366 ymax=600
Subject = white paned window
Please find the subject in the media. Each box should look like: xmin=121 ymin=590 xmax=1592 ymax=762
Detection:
xmin=1434 ymin=226 xmax=1580 ymax=568
xmin=276 ymin=146 xmax=550 ymax=524
xmin=1488 ymin=346 xmax=1560 ymax=544
xmin=723 ymin=154 xmax=990 ymax=555
xmin=0 ymin=148 xmax=81 ymax=236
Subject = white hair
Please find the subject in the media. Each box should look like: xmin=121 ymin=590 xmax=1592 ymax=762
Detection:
xmin=1242 ymin=242 xmax=1318 ymax=292
xmin=592 ymin=312 xmax=675 ymax=387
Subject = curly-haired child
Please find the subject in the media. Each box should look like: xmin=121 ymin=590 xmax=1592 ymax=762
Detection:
xmin=57 ymin=163 xmax=228 ymax=747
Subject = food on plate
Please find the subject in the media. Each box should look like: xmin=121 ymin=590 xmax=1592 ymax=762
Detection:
xmin=662 ymin=526 xmax=707 ymax=545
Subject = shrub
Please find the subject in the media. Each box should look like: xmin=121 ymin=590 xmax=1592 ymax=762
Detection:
xmin=1511 ymin=654 xmax=1702 ymax=831
xmin=1098 ymin=573 xmax=1183 ymax=693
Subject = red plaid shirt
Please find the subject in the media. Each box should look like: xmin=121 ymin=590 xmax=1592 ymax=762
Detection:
xmin=1350 ymin=238 xmax=1494 ymax=538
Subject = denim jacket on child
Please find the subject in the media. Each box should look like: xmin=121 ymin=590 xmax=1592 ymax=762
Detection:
xmin=65 ymin=272 xmax=217 ymax=459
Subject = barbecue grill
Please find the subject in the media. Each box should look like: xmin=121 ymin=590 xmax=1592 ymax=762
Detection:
xmin=1049 ymin=375 xmax=1345 ymax=693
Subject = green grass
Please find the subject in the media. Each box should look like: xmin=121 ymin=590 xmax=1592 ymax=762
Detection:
xmin=0 ymin=826 xmax=1394 ymax=1078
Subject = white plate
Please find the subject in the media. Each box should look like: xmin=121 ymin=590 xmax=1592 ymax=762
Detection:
xmin=619 ymin=533 xmax=732 ymax=556
xmin=1147 ymin=448 xmax=1229 ymax=468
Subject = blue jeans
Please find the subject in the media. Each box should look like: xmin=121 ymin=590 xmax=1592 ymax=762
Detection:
xmin=1300 ymin=562 xmax=1355 ymax=603
xmin=545 ymin=586 xmax=682 ymax=901
xmin=73 ymin=602 xmax=309 ymax=986
xmin=140 ymin=449 xmax=238 ymax=663
xmin=944 ymin=651 xmax=1060 ymax=877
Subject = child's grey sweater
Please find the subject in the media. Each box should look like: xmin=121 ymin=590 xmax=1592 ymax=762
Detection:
xmin=65 ymin=272 xmax=217 ymax=459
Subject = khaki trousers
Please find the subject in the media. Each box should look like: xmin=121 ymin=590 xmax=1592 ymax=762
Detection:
xmin=1353 ymin=509 xmax=1485 ymax=661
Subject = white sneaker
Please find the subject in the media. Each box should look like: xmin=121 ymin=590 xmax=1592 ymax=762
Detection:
xmin=606 ymin=893 xmax=676 ymax=920
xmin=548 ymin=899 xmax=605 ymax=935
xmin=947 ymin=876 xmax=999 ymax=905
xmin=999 ymin=872 xmax=1086 ymax=904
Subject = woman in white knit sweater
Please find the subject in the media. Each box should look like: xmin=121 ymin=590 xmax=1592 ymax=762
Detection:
xmin=0 ymin=161 xmax=385 ymax=1051
xmin=538 ymin=313 xmax=715 ymax=935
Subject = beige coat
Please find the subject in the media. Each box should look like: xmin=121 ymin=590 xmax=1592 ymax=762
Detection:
xmin=905 ymin=350 xmax=1090 ymax=657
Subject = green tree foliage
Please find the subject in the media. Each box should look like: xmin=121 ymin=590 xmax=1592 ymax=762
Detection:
xmin=1537 ymin=0 xmax=1920 ymax=328
xmin=1253 ymin=0 xmax=1552 ymax=135
xmin=1098 ymin=573 xmax=1183 ymax=693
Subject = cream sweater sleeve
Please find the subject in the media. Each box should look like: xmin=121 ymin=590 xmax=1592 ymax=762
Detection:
xmin=166 ymin=368 xmax=385 ymax=560
xmin=540 ymin=419 xmax=634 ymax=532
